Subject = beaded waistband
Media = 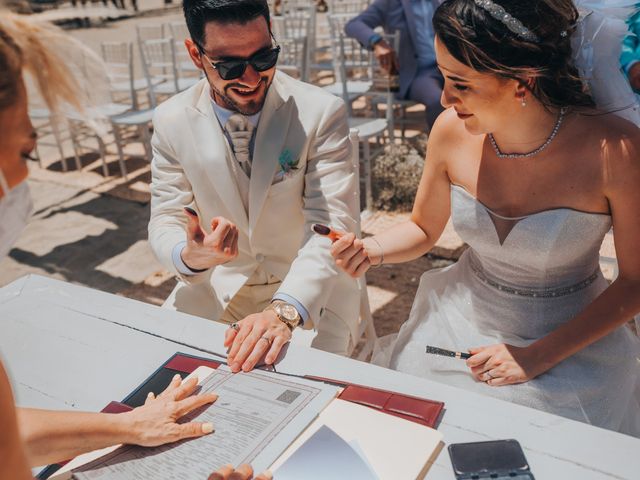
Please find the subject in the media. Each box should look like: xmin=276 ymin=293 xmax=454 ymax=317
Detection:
xmin=469 ymin=258 xmax=599 ymax=298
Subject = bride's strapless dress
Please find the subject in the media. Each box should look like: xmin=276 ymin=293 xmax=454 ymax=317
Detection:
xmin=373 ymin=184 xmax=640 ymax=436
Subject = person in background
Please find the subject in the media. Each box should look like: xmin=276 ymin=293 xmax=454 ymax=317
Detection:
xmin=621 ymin=4 xmax=640 ymax=92
xmin=0 ymin=12 xmax=244 ymax=477
xmin=345 ymin=0 xmax=445 ymax=130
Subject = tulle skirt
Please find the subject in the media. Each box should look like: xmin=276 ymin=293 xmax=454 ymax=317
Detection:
xmin=373 ymin=251 xmax=640 ymax=436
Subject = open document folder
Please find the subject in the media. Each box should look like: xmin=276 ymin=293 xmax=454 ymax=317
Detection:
xmin=52 ymin=365 xmax=444 ymax=480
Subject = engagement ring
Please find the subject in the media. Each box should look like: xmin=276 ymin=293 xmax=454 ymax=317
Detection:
xmin=230 ymin=323 xmax=240 ymax=332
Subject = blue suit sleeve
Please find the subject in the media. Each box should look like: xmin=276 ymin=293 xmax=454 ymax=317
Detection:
xmin=345 ymin=0 xmax=389 ymax=48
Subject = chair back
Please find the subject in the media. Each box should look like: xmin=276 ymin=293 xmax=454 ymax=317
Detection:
xmin=330 ymin=0 xmax=370 ymax=14
xmin=329 ymin=14 xmax=373 ymax=81
xmin=167 ymin=21 xmax=200 ymax=78
xmin=136 ymin=24 xmax=166 ymax=43
xmin=139 ymin=37 xmax=179 ymax=100
xmin=277 ymin=37 xmax=307 ymax=79
xmin=100 ymin=41 xmax=136 ymax=106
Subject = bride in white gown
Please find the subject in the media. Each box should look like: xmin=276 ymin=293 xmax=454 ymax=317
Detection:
xmin=331 ymin=0 xmax=640 ymax=436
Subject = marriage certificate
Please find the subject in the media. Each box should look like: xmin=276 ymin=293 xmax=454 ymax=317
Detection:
xmin=72 ymin=367 xmax=338 ymax=479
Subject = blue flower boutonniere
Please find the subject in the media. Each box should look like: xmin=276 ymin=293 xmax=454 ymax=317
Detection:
xmin=278 ymin=149 xmax=299 ymax=177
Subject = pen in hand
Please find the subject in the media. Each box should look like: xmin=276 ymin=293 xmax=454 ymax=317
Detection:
xmin=425 ymin=345 xmax=471 ymax=360
xmin=311 ymin=223 xmax=344 ymax=242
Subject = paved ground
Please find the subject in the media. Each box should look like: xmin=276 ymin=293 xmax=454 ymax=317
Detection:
xmin=0 ymin=7 xmax=619 ymax=353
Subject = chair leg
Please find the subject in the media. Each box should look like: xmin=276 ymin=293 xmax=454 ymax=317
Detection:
xmin=112 ymin=123 xmax=128 ymax=179
xmin=96 ymin=134 xmax=109 ymax=177
xmin=362 ymin=139 xmax=373 ymax=213
xmin=50 ymin=119 xmax=68 ymax=172
xmin=355 ymin=276 xmax=378 ymax=362
xmin=69 ymin=122 xmax=83 ymax=171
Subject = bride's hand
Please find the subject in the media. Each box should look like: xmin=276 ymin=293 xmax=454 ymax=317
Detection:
xmin=330 ymin=233 xmax=372 ymax=278
xmin=466 ymin=344 xmax=542 ymax=386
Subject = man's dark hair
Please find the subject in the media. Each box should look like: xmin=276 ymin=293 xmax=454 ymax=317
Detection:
xmin=183 ymin=0 xmax=271 ymax=49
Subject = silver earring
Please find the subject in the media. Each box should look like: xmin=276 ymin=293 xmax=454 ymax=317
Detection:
xmin=520 ymin=95 xmax=527 ymax=107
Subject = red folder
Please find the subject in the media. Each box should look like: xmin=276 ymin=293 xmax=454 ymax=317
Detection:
xmin=118 ymin=353 xmax=444 ymax=429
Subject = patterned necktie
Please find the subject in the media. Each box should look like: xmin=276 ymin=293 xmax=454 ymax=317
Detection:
xmin=225 ymin=113 xmax=255 ymax=177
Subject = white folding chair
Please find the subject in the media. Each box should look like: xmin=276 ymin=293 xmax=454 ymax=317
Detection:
xmin=167 ymin=21 xmax=201 ymax=78
xmin=348 ymin=128 xmax=379 ymax=361
xmin=325 ymin=14 xmax=373 ymax=104
xmin=278 ymin=8 xmax=314 ymax=81
xmin=101 ymin=41 xmax=152 ymax=110
xmin=327 ymin=31 xmax=387 ymax=212
xmin=136 ymin=23 xmax=166 ymax=43
xmin=277 ymin=36 xmax=307 ymax=79
xmin=369 ymin=31 xmax=417 ymax=141
xmin=139 ymin=38 xmax=199 ymax=100
xmin=330 ymin=0 xmax=370 ymax=14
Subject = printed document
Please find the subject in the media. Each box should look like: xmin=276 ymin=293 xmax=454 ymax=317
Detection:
xmin=72 ymin=367 xmax=337 ymax=479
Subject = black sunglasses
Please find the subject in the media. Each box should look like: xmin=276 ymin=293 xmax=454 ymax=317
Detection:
xmin=200 ymin=45 xmax=281 ymax=80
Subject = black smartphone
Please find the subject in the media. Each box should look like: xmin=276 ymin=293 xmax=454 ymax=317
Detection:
xmin=448 ymin=439 xmax=534 ymax=479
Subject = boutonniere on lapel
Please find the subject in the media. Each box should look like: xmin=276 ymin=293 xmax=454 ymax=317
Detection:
xmin=278 ymin=148 xmax=299 ymax=179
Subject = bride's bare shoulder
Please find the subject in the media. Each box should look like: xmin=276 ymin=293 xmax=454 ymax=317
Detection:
xmin=427 ymin=108 xmax=477 ymax=159
xmin=573 ymin=112 xmax=640 ymax=153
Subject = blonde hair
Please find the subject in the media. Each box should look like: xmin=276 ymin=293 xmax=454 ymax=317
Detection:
xmin=0 ymin=11 xmax=94 ymax=113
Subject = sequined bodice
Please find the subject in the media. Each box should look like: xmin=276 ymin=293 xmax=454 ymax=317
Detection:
xmin=451 ymin=184 xmax=612 ymax=291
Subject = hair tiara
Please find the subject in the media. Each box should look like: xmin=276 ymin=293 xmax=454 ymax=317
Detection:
xmin=473 ymin=0 xmax=540 ymax=43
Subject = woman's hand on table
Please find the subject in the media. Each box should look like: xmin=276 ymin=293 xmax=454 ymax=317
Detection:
xmin=123 ymin=374 xmax=218 ymax=446
xmin=466 ymin=343 xmax=545 ymax=386
xmin=208 ymin=464 xmax=272 ymax=480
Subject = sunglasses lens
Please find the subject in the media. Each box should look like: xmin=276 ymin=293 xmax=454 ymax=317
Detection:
xmin=219 ymin=62 xmax=247 ymax=80
xmin=251 ymin=47 xmax=280 ymax=72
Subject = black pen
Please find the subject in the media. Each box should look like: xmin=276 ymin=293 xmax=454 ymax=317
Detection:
xmin=425 ymin=345 xmax=471 ymax=360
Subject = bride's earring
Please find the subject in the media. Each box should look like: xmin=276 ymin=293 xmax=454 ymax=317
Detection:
xmin=519 ymin=93 xmax=527 ymax=107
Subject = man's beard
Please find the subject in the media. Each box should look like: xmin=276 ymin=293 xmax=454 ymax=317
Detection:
xmin=211 ymin=77 xmax=270 ymax=115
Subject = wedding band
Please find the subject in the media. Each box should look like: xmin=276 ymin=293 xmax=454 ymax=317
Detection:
xmin=260 ymin=336 xmax=273 ymax=345
xmin=485 ymin=372 xmax=494 ymax=380
xmin=230 ymin=323 xmax=240 ymax=332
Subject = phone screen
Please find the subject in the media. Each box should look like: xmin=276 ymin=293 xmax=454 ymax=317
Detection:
xmin=449 ymin=439 xmax=530 ymax=475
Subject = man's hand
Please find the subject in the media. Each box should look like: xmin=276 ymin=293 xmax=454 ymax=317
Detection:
xmin=224 ymin=310 xmax=292 ymax=372
xmin=629 ymin=63 xmax=640 ymax=91
xmin=208 ymin=464 xmax=272 ymax=480
xmin=373 ymin=39 xmax=399 ymax=75
xmin=181 ymin=208 xmax=238 ymax=271
xmin=123 ymin=374 xmax=218 ymax=446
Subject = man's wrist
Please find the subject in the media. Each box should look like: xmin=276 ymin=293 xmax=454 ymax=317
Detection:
xmin=368 ymin=32 xmax=383 ymax=49
xmin=264 ymin=300 xmax=302 ymax=331
xmin=179 ymin=247 xmax=209 ymax=273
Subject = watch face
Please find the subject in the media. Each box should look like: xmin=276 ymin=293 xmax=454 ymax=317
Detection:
xmin=280 ymin=303 xmax=299 ymax=321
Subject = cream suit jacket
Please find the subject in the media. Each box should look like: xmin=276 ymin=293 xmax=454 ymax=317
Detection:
xmin=148 ymin=72 xmax=362 ymax=342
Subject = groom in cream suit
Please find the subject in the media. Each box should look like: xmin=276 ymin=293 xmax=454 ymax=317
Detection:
xmin=149 ymin=0 xmax=362 ymax=372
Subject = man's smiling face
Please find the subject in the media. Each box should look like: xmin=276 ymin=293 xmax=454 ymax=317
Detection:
xmin=187 ymin=16 xmax=276 ymax=115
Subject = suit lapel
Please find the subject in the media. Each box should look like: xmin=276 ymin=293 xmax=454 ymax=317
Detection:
xmin=186 ymin=84 xmax=249 ymax=233
xmin=249 ymin=75 xmax=294 ymax=233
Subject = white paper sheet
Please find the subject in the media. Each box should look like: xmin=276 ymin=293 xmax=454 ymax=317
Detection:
xmin=274 ymin=425 xmax=379 ymax=480
xmin=71 ymin=367 xmax=337 ymax=479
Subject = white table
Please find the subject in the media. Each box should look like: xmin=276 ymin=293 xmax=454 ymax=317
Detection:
xmin=0 ymin=274 xmax=637 ymax=479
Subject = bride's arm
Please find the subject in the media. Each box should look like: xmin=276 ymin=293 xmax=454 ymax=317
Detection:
xmin=528 ymin=124 xmax=640 ymax=370
xmin=331 ymin=111 xmax=454 ymax=275
xmin=468 ymin=120 xmax=640 ymax=386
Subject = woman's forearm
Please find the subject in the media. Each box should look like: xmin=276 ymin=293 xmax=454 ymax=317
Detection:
xmin=530 ymin=276 xmax=640 ymax=372
xmin=364 ymin=220 xmax=436 ymax=266
xmin=17 ymin=408 xmax=133 ymax=467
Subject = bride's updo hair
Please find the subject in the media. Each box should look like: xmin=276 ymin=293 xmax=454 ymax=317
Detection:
xmin=433 ymin=0 xmax=595 ymax=109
